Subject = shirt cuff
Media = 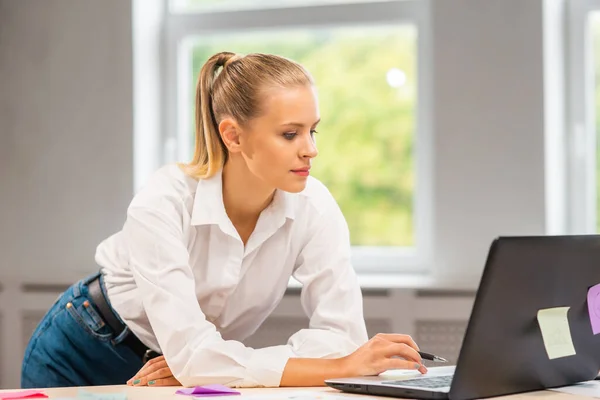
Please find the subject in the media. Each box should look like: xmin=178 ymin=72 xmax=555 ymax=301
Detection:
xmin=241 ymin=345 xmax=296 ymax=387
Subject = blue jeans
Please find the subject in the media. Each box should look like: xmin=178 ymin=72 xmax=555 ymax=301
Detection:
xmin=21 ymin=272 xmax=144 ymax=388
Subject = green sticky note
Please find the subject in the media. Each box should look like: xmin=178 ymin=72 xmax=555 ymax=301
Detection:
xmin=537 ymin=307 xmax=576 ymax=359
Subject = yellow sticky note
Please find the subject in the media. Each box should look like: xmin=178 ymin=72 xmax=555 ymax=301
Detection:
xmin=537 ymin=307 xmax=576 ymax=359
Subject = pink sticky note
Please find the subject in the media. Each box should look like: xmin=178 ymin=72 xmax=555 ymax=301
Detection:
xmin=0 ymin=390 xmax=48 ymax=400
xmin=587 ymin=284 xmax=600 ymax=334
xmin=176 ymin=385 xmax=240 ymax=398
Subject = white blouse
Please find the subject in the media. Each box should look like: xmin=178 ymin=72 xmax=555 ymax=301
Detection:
xmin=95 ymin=164 xmax=368 ymax=388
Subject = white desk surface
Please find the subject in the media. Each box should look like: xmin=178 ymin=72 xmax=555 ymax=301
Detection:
xmin=0 ymin=385 xmax=594 ymax=400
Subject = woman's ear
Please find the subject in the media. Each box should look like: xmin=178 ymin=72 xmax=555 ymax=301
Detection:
xmin=219 ymin=118 xmax=242 ymax=153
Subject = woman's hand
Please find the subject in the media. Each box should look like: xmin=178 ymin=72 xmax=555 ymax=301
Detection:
xmin=340 ymin=333 xmax=428 ymax=376
xmin=127 ymin=355 xmax=181 ymax=386
xmin=280 ymin=333 xmax=427 ymax=387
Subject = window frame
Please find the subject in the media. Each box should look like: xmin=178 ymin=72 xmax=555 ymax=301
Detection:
xmin=567 ymin=0 xmax=599 ymax=234
xmin=162 ymin=0 xmax=434 ymax=273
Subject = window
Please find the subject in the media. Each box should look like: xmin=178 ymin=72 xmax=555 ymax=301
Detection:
xmin=567 ymin=0 xmax=600 ymax=233
xmin=164 ymin=0 xmax=432 ymax=272
xmin=593 ymin=11 xmax=600 ymax=231
xmin=170 ymin=0 xmax=400 ymax=13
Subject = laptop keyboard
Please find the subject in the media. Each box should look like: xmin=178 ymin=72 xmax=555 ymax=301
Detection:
xmin=383 ymin=375 xmax=453 ymax=389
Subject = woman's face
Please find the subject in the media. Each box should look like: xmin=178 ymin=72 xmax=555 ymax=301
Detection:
xmin=237 ymin=84 xmax=320 ymax=193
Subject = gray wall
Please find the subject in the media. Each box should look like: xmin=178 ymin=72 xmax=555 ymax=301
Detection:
xmin=431 ymin=0 xmax=548 ymax=280
xmin=0 ymin=0 xmax=134 ymax=283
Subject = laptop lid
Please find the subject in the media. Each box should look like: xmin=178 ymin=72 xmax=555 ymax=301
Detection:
xmin=449 ymin=235 xmax=600 ymax=399
xmin=326 ymin=235 xmax=600 ymax=400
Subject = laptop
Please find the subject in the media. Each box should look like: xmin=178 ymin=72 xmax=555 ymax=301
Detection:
xmin=326 ymin=235 xmax=600 ymax=400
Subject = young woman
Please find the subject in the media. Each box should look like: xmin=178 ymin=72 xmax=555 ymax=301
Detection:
xmin=21 ymin=52 xmax=427 ymax=389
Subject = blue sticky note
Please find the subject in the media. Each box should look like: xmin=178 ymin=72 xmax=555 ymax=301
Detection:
xmin=77 ymin=390 xmax=127 ymax=400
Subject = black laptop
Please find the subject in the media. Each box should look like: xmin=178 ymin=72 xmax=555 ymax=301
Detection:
xmin=326 ymin=235 xmax=600 ymax=400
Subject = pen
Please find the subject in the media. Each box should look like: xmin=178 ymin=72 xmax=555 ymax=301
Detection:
xmin=418 ymin=351 xmax=448 ymax=363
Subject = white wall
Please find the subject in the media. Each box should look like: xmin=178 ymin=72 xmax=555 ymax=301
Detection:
xmin=0 ymin=0 xmax=134 ymax=284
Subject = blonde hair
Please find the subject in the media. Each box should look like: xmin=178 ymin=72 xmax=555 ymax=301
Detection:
xmin=179 ymin=52 xmax=314 ymax=179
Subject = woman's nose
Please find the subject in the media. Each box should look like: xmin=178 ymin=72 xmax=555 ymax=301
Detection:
xmin=300 ymin=134 xmax=318 ymax=158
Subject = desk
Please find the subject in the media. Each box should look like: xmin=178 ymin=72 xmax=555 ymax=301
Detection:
xmin=0 ymin=386 xmax=593 ymax=400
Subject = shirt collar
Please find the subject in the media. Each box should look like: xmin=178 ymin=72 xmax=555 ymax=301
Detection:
xmin=267 ymin=186 xmax=296 ymax=222
xmin=190 ymin=168 xmax=296 ymax=227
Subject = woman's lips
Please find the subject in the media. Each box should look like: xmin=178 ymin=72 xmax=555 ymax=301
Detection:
xmin=291 ymin=168 xmax=310 ymax=177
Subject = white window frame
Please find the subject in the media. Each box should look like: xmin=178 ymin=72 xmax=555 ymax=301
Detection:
xmin=162 ymin=0 xmax=434 ymax=274
xmin=567 ymin=0 xmax=599 ymax=233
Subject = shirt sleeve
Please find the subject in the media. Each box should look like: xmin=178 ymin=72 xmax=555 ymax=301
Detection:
xmin=123 ymin=174 xmax=295 ymax=388
xmin=289 ymin=197 xmax=369 ymax=359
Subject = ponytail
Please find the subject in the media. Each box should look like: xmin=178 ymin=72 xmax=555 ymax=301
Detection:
xmin=179 ymin=52 xmax=238 ymax=179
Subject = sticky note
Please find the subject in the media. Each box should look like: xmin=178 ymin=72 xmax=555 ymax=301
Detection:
xmin=176 ymin=385 xmax=240 ymax=397
xmin=77 ymin=390 xmax=127 ymax=400
xmin=0 ymin=390 xmax=48 ymax=400
xmin=587 ymin=284 xmax=600 ymax=335
xmin=537 ymin=307 xmax=576 ymax=359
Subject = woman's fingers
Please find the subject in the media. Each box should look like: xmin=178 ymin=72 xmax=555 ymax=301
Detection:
xmin=133 ymin=367 xmax=166 ymax=386
xmin=147 ymin=377 xmax=181 ymax=386
xmin=383 ymin=343 xmax=422 ymax=364
xmin=128 ymin=367 xmax=147 ymax=386
xmin=126 ymin=355 xmax=181 ymax=387
xmin=375 ymin=334 xmax=420 ymax=351
xmin=140 ymin=366 xmax=178 ymax=385
xmin=383 ymin=358 xmax=428 ymax=374
xmin=128 ymin=357 xmax=168 ymax=385
xmin=132 ymin=356 xmax=164 ymax=378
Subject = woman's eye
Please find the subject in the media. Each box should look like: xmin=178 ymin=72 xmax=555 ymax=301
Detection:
xmin=310 ymin=130 xmax=318 ymax=136
xmin=283 ymin=132 xmax=297 ymax=140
